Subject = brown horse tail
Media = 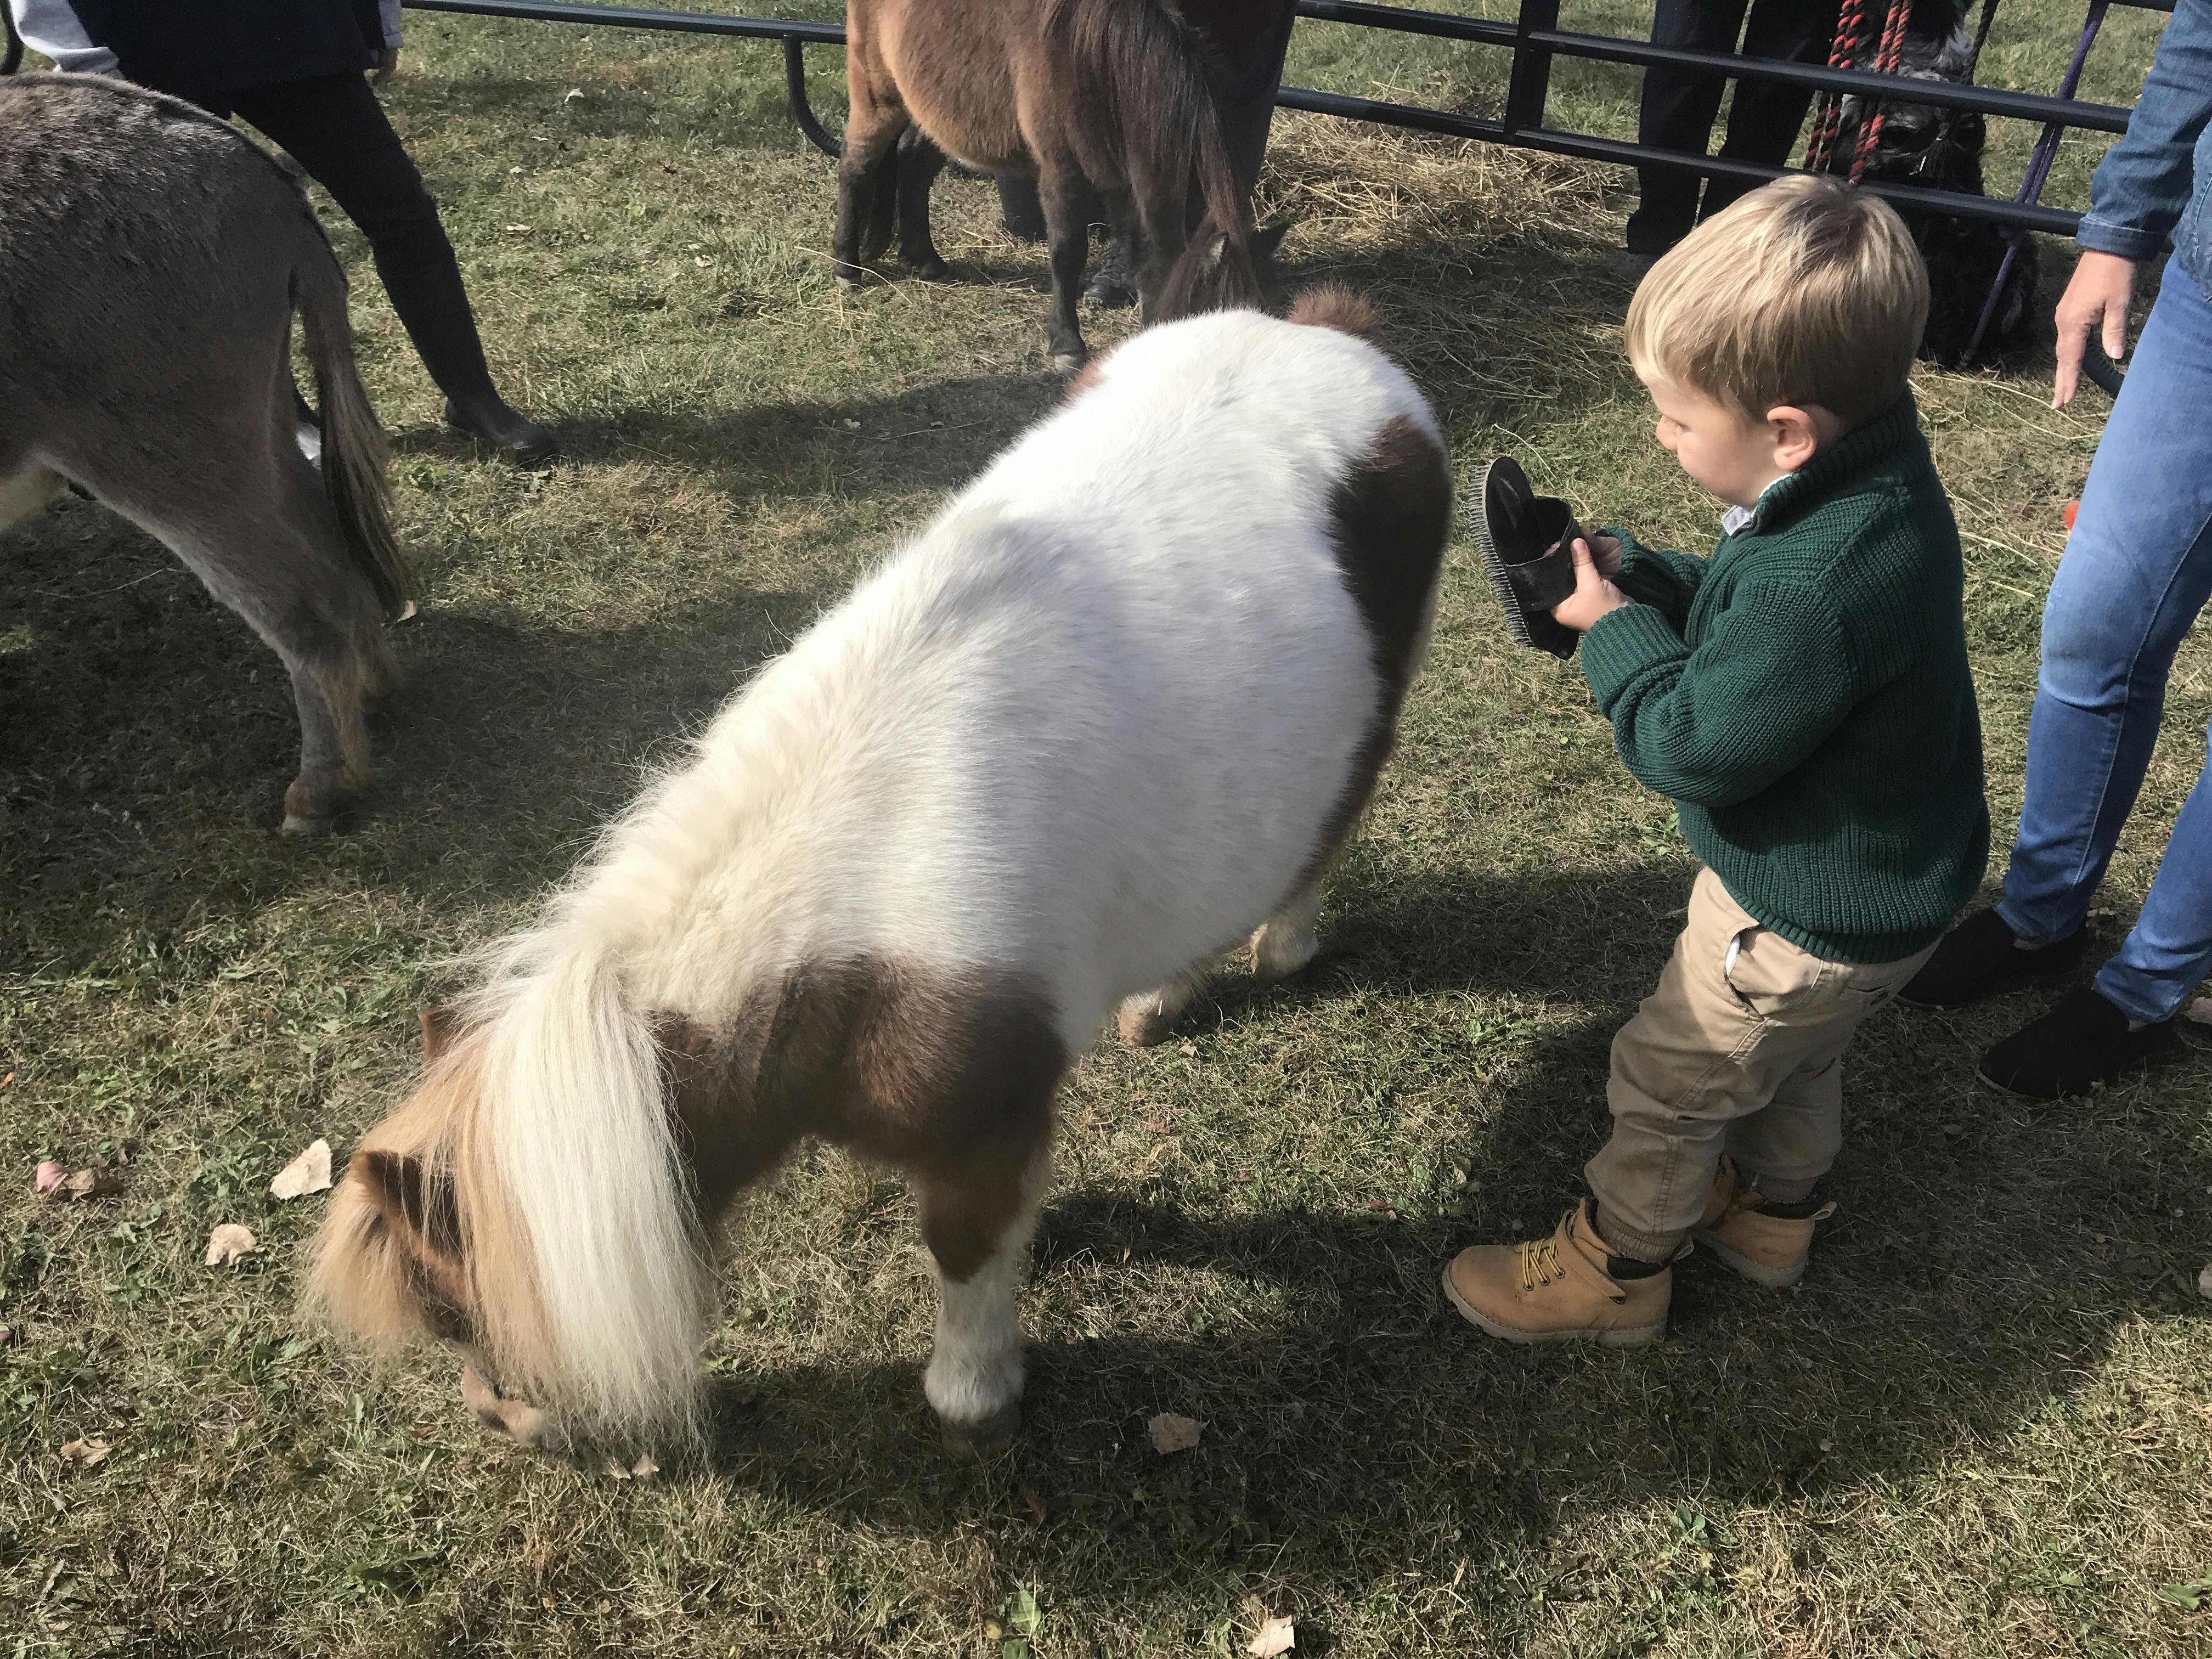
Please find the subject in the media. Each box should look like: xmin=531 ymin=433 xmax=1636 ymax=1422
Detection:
xmin=293 ymin=227 xmax=412 ymax=620
xmin=1047 ymin=0 xmax=1262 ymax=319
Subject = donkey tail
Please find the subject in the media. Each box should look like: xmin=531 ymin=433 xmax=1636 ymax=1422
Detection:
xmin=474 ymin=944 xmax=714 ymax=1442
xmin=292 ymin=232 xmax=412 ymax=620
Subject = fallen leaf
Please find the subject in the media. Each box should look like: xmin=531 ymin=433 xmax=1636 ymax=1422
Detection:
xmin=1147 ymin=1412 xmax=1203 ymax=1454
xmin=59 ymin=1437 xmax=112 ymax=1468
xmin=1248 ymin=1614 xmax=1296 ymax=1657
xmin=563 ymin=87 xmax=583 ymax=101
xmin=2198 ymin=1263 xmax=2211 ymax=1301
xmin=0 ymin=1069 xmax=14 ymax=1089
xmin=33 ymin=1160 xmax=64 ymax=1196
xmin=629 ymin=1453 xmax=659 ymax=1480
xmin=204 ymin=1224 xmax=259 ymax=1267
xmin=1142 ymin=1120 xmax=1170 ymax=1134
xmin=62 ymin=1166 xmax=121 ymax=1200
xmin=1177 ymin=1040 xmax=1198 ymax=1057
xmin=270 ymin=1139 xmax=333 ymax=1200
xmin=2183 ymin=997 xmax=2212 ymax=1026
xmin=1019 ymin=1482 xmax=1048 ymax=1525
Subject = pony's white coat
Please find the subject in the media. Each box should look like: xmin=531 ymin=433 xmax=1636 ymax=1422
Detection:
xmin=450 ymin=309 xmax=1444 ymax=1435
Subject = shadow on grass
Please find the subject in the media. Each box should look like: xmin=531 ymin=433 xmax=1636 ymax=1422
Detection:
xmin=685 ymin=997 xmax=2207 ymax=1639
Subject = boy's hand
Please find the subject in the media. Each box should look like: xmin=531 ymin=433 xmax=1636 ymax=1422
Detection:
xmin=1549 ymin=537 xmax=1632 ymax=633
xmin=1581 ymin=532 xmax=1623 ymax=579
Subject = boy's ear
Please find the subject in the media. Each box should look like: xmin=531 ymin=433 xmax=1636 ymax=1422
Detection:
xmin=1765 ymin=404 xmax=1824 ymax=470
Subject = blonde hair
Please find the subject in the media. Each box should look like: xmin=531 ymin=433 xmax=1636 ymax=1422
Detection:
xmin=1625 ymin=174 xmax=1929 ymax=430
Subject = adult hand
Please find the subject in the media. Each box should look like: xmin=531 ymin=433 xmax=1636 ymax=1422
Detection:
xmin=373 ymin=48 xmax=400 ymax=83
xmin=2052 ymin=250 xmax=2136 ymax=409
xmin=1549 ymin=537 xmax=1633 ymax=633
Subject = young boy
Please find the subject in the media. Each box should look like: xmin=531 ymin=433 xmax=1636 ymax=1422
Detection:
xmin=1444 ymin=175 xmax=1989 ymax=1345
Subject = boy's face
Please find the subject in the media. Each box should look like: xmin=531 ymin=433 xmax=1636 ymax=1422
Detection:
xmin=1643 ymin=377 xmax=1827 ymax=510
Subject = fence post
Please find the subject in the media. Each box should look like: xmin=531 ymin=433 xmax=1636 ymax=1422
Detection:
xmin=1503 ymin=0 xmax=1561 ymax=136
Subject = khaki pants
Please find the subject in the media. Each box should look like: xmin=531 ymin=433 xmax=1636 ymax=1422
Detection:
xmin=1584 ymin=868 xmax=1936 ymax=1261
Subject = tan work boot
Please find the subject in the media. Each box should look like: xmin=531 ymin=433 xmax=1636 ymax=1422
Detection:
xmin=1442 ymin=1200 xmax=1671 ymax=1346
xmin=1693 ymin=1159 xmax=1836 ymax=1289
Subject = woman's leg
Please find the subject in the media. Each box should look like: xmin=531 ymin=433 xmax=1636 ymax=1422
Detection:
xmin=1624 ymin=0 xmax=1756 ymax=260
xmin=229 ymin=73 xmax=556 ymax=464
xmin=1702 ymin=0 xmax=1839 ymax=222
xmin=1995 ymin=261 xmax=2212 ymax=966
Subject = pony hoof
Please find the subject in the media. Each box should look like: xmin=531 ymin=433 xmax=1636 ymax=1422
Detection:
xmin=1251 ymin=927 xmax=1320 ymax=981
xmin=939 ymin=1400 xmax=1021 ymax=1459
xmin=908 ymin=257 xmax=952 ymax=283
xmin=834 ymin=269 xmax=865 ymax=290
xmin=460 ymin=1364 xmax=557 ymax=1449
xmin=1117 ymin=1001 xmax=1177 ymax=1048
xmin=280 ymin=811 xmax=335 ymax=837
xmin=1051 ymin=351 xmax=1088 ymax=379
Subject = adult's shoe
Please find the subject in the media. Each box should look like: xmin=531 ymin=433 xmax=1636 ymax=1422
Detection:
xmin=1899 ymin=906 xmax=2087 ymax=1008
xmin=1976 ymin=985 xmax=2179 ymax=1099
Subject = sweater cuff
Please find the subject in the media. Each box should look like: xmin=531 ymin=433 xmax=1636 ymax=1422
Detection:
xmin=2075 ymin=213 xmax=2170 ymax=263
xmin=1579 ymin=601 xmax=1686 ymax=706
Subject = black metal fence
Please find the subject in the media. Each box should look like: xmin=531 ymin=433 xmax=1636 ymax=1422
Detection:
xmin=401 ymin=0 xmax=2169 ymax=238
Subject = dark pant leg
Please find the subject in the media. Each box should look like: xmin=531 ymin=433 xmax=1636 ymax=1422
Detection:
xmin=1699 ymin=0 xmax=1839 ymax=221
xmin=1207 ymin=0 xmax=1296 ymax=200
xmin=1624 ymin=0 xmax=1755 ymax=256
xmin=228 ymin=72 xmax=500 ymax=408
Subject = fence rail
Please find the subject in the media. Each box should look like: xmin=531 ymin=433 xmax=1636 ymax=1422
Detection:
xmin=399 ymin=0 xmax=2164 ymax=237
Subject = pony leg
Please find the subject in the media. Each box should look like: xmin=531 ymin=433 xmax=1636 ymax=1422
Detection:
xmin=832 ymin=78 xmax=905 ymax=281
xmin=1116 ymin=969 xmax=1204 ymax=1048
xmin=916 ymin=1133 xmax=1052 ymax=1455
xmin=1037 ymin=170 xmax=1092 ymax=375
xmin=895 ymin=129 xmax=950 ymax=281
xmin=1250 ymin=881 xmax=1324 ymax=981
xmin=1127 ymin=173 xmax=1190 ymax=326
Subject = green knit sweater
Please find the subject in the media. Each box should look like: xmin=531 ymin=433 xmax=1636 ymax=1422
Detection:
xmin=1582 ymin=393 xmax=1989 ymax=963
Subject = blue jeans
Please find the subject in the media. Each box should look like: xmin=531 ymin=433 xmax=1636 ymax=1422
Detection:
xmin=1996 ymin=257 xmax=2212 ymax=1023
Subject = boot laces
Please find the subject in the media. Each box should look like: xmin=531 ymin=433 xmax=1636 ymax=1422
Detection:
xmin=1517 ymin=1235 xmax=1564 ymax=1291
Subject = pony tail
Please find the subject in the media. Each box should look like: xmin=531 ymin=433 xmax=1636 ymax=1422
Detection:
xmin=477 ymin=948 xmax=712 ymax=1443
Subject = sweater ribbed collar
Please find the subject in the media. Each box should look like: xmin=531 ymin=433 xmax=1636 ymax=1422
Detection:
xmin=1736 ymin=391 xmax=1926 ymax=538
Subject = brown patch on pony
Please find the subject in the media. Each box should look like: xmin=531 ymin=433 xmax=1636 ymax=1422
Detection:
xmin=1286 ymin=285 xmax=1379 ymax=341
xmin=650 ymin=961 xmax=1065 ymax=1279
xmin=1295 ymin=415 xmax=1453 ymax=887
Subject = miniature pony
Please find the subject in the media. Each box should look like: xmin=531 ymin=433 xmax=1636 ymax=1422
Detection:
xmin=311 ymin=289 xmax=1450 ymax=1458
xmin=834 ymin=0 xmax=1280 ymax=372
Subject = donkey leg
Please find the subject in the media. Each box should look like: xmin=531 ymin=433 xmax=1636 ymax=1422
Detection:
xmin=1251 ymin=881 xmax=1324 ymax=981
xmin=1116 ymin=969 xmax=1205 ymax=1048
xmin=97 ymin=417 xmax=390 ymax=833
xmin=1037 ymin=171 xmax=1092 ymax=375
xmin=895 ymin=129 xmax=951 ymax=281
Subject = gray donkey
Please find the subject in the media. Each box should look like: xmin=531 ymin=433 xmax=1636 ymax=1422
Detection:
xmin=1 ymin=72 xmax=410 ymax=833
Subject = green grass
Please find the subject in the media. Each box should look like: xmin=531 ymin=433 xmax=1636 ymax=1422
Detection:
xmin=4 ymin=5 xmax=2211 ymax=1655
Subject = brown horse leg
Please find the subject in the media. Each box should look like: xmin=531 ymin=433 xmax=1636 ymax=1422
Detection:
xmin=833 ymin=88 xmax=906 ymax=283
xmin=1037 ymin=171 xmax=1093 ymax=375
xmin=913 ymin=1121 xmax=1053 ymax=1456
xmin=895 ymin=129 xmax=951 ymax=281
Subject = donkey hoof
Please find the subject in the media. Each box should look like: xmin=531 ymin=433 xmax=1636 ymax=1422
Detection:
xmin=938 ymin=1400 xmax=1021 ymax=1459
xmin=280 ymin=811 xmax=336 ymax=837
